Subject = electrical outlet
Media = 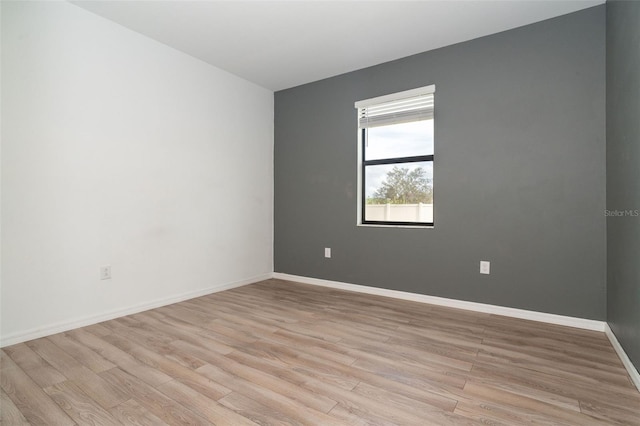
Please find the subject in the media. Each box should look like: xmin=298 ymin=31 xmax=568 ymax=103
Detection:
xmin=324 ymin=248 xmax=331 ymax=258
xmin=100 ymin=265 xmax=112 ymax=280
xmin=480 ymin=261 xmax=490 ymax=275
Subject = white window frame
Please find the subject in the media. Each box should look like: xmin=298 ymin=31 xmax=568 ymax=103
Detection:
xmin=356 ymin=85 xmax=435 ymax=228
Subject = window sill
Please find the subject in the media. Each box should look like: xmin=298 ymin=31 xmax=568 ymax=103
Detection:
xmin=357 ymin=223 xmax=434 ymax=229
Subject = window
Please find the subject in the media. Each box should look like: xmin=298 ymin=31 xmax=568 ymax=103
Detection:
xmin=356 ymin=85 xmax=435 ymax=227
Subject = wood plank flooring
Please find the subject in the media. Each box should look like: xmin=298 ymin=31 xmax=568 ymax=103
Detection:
xmin=2 ymin=279 xmax=639 ymax=425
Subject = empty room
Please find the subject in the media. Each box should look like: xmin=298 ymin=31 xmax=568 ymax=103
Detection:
xmin=1 ymin=0 xmax=639 ymax=424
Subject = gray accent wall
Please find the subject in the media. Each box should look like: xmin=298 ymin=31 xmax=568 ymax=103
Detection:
xmin=606 ymin=1 xmax=640 ymax=369
xmin=275 ymin=6 xmax=606 ymax=320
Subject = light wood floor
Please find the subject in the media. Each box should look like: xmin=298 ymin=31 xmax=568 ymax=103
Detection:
xmin=2 ymin=279 xmax=639 ymax=425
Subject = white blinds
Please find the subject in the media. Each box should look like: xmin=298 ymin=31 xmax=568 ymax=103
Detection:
xmin=355 ymin=85 xmax=435 ymax=129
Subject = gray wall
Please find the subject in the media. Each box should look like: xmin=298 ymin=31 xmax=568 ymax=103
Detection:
xmin=606 ymin=1 xmax=640 ymax=369
xmin=275 ymin=6 xmax=606 ymax=320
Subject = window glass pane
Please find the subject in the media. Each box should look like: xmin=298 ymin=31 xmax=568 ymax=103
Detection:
xmin=365 ymin=119 xmax=433 ymax=161
xmin=364 ymin=162 xmax=433 ymax=223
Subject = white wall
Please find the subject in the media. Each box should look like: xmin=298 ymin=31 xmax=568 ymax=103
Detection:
xmin=1 ymin=1 xmax=274 ymax=345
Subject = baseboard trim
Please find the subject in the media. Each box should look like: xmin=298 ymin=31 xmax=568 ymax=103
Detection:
xmin=605 ymin=324 xmax=640 ymax=392
xmin=272 ymin=272 xmax=606 ymax=332
xmin=0 ymin=273 xmax=271 ymax=348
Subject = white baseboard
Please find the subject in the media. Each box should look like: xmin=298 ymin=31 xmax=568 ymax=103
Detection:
xmin=272 ymin=273 xmax=606 ymax=332
xmin=0 ymin=273 xmax=271 ymax=348
xmin=605 ymin=324 xmax=640 ymax=392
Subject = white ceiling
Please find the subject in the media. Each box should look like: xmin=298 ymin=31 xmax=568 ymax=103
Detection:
xmin=72 ymin=1 xmax=604 ymax=91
